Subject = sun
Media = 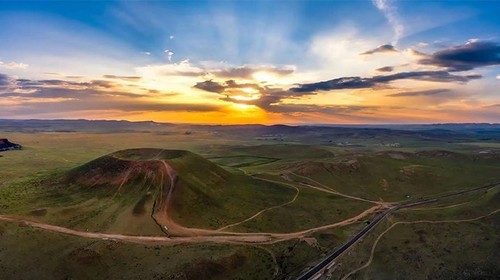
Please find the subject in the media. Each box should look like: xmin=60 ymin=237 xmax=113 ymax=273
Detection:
xmin=252 ymin=71 xmax=279 ymax=84
xmin=227 ymin=87 xmax=262 ymax=102
xmin=233 ymin=103 xmax=254 ymax=110
xmin=231 ymin=94 xmax=261 ymax=101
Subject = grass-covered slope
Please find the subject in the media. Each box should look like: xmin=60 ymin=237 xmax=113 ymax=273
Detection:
xmin=333 ymin=185 xmax=500 ymax=280
xmin=287 ymin=151 xmax=500 ymax=202
xmin=155 ymin=149 xmax=295 ymax=229
xmin=0 ymin=221 xmax=277 ymax=280
xmin=0 ymin=148 xmax=294 ymax=235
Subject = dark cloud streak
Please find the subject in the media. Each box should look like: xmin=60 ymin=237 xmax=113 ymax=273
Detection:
xmin=361 ymin=44 xmax=399 ymax=55
xmin=387 ymin=88 xmax=451 ymax=97
xmin=376 ymin=66 xmax=394 ymax=72
xmin=291 ymin=71 xmax=481 ymax=93
xmin=193 ymin=80 xmax=226 ymax=93
xmin=14 ymin=98 xmax=221 ymax=115
xmin=419 ymin=41 xmax=500 ymax=71
xmin=0 ymin=73 xmax=10 ymax=86
xmin=102 ymin=75 xmax=142 ymax=81
xmin=0 ymin=74 xmax=216 ymax=114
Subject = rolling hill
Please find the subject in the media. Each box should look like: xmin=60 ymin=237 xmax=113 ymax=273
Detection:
xmin=286 ymin=150 xmax=500 ymax=202
xmin=3 ymin=148 xmax=294 ymax=236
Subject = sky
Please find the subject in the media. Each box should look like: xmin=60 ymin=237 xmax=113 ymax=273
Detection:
xmin=0 ymin=0 xmax=499 ymax=124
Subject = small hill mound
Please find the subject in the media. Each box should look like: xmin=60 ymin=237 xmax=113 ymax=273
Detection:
xmin=31 ymin=148 xmax=293 ymax=236
xmin=0 ymin=138 xmax=22 ymax=151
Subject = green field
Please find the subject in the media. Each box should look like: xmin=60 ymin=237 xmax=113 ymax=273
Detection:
xmin=1 ymin=125 xmax=499 ymax=279
xmin=0 ymin=221 xmax=278 ymax=280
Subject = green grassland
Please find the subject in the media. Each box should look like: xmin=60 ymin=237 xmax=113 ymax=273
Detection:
xmin=0 ymin=147 xmax=375 ymax=234
xmin=280 ymin=151 xmax=500 ymax=202
xmin=160 ymin=149 xmax=297 ymax=229
xmin=0 ymin=148 xmax=298 ymax=234
xmin=0 ymin=218 xmax=369 ymax=280
xmin=0 ymin=221 xmax=278 ymax=280
xmin=395 ymin=186 xmax=500 ymax=223
xmin=365 ymin=220 xmax=499 ymax=280
xmin=332 ymin=186 xmax=500 ymax=279
xmin=208 ymin=155 xmax=279 ymax=168
xmin=228 ymin=185 xmax=372 ymax=233
xmin=0 ymin=132 xmax=234 ymax=187
xmin=0 ymin=128 xmax=499 ymax=279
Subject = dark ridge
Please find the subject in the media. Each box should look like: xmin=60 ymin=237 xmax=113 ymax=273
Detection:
xmin=0 ymin=138 xmax=22 ymax=151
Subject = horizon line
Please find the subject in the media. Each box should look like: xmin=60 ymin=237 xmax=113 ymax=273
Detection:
xmin=1 ymin=118 xmax=499 ymax=127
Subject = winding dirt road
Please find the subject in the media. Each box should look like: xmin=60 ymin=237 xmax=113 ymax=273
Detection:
xmin=289 ymin=172 xmax=389 ymax=205
xmin=0 ymin=155 xmax=388 ymax=246
xmin=150 ymin=160 xmax=383 ymax=238
xmin=217 ymin=182 xmax=300 ymax=231
xmin=341 ymin=208 xmax=500 ymax=280
xmin=0 ymin=204 xmax=383 ymax=246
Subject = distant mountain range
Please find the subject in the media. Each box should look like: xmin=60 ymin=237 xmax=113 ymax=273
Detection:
xmin=0 ymin=119 xmax=499 ymax=143
xmin=0 ymin=119 xmax=498 ymax=131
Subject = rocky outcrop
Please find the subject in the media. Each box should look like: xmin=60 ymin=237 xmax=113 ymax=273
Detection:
xmin=0 ymin=138 xmax=22 ymax=151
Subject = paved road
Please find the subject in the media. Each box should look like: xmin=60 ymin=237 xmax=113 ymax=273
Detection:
xmin=296 ymin=182 xmax=500 ymax=280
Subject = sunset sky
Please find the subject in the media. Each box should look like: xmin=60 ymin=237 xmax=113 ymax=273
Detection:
xmin=0 ymin=0 xmax=499 ymax=124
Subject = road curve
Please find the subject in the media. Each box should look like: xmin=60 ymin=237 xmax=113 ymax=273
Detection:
xmin=296 ymin=182 xmax=500 ymax=280
xmin=0 ymin=204 xmax=382 ymax=246
xmin=341 ymin=208 xmax=500 ymax=280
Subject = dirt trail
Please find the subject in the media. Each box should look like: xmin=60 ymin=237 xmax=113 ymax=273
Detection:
xmin=155 ymin=202 xmax=382 ymax=240
xmin=0 ymin=214 xmax=286 ymax=245
xmin=217 ymin=184 xmax=300 ymax=231
xmin=407 ymin=200 xmax=474 ymax=211
xmin=153 ymin=149 xmax=165 ymax=159
xmin=406 ymin=191 xmax=490 ymax=211
xmin=301 ymin=181 xmax=387 ymax=205
xmin=271 ymin=205 xmax=384 ymax=239
xmin=0 ymin=204 xmax=382 ymax=246
xmin=152 ymin=162 xmax=380 ymax=238
xmin=253 ymin=245 xmax=280 ymax=277
xmin=341 ymin=208 xmax=500 ymax=280
xmin=152 ymin=160 xmax=197 ymax=237
xmin=291 ymin=172 xmax=339 ymax=191
xmin=289 ymin=172 xmax=388 ymax=205
xmin=111 ymin=169 xmax=131 ymax=199
xmin=153 ymin=201 xmax=382 ymax=240
xmin=161 ymin=160 xmax=177 ymax=209
xmin=153 ymin=166 xmax=384 ymax=236
xmin=215 ymin=166 xmax=383 ymax=232
xmin=0 ymin=151 xmax=385 ymax=246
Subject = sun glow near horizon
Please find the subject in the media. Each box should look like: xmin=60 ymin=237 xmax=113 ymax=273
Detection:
xmin=0 ymin=0 xmax=498 ymax=124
